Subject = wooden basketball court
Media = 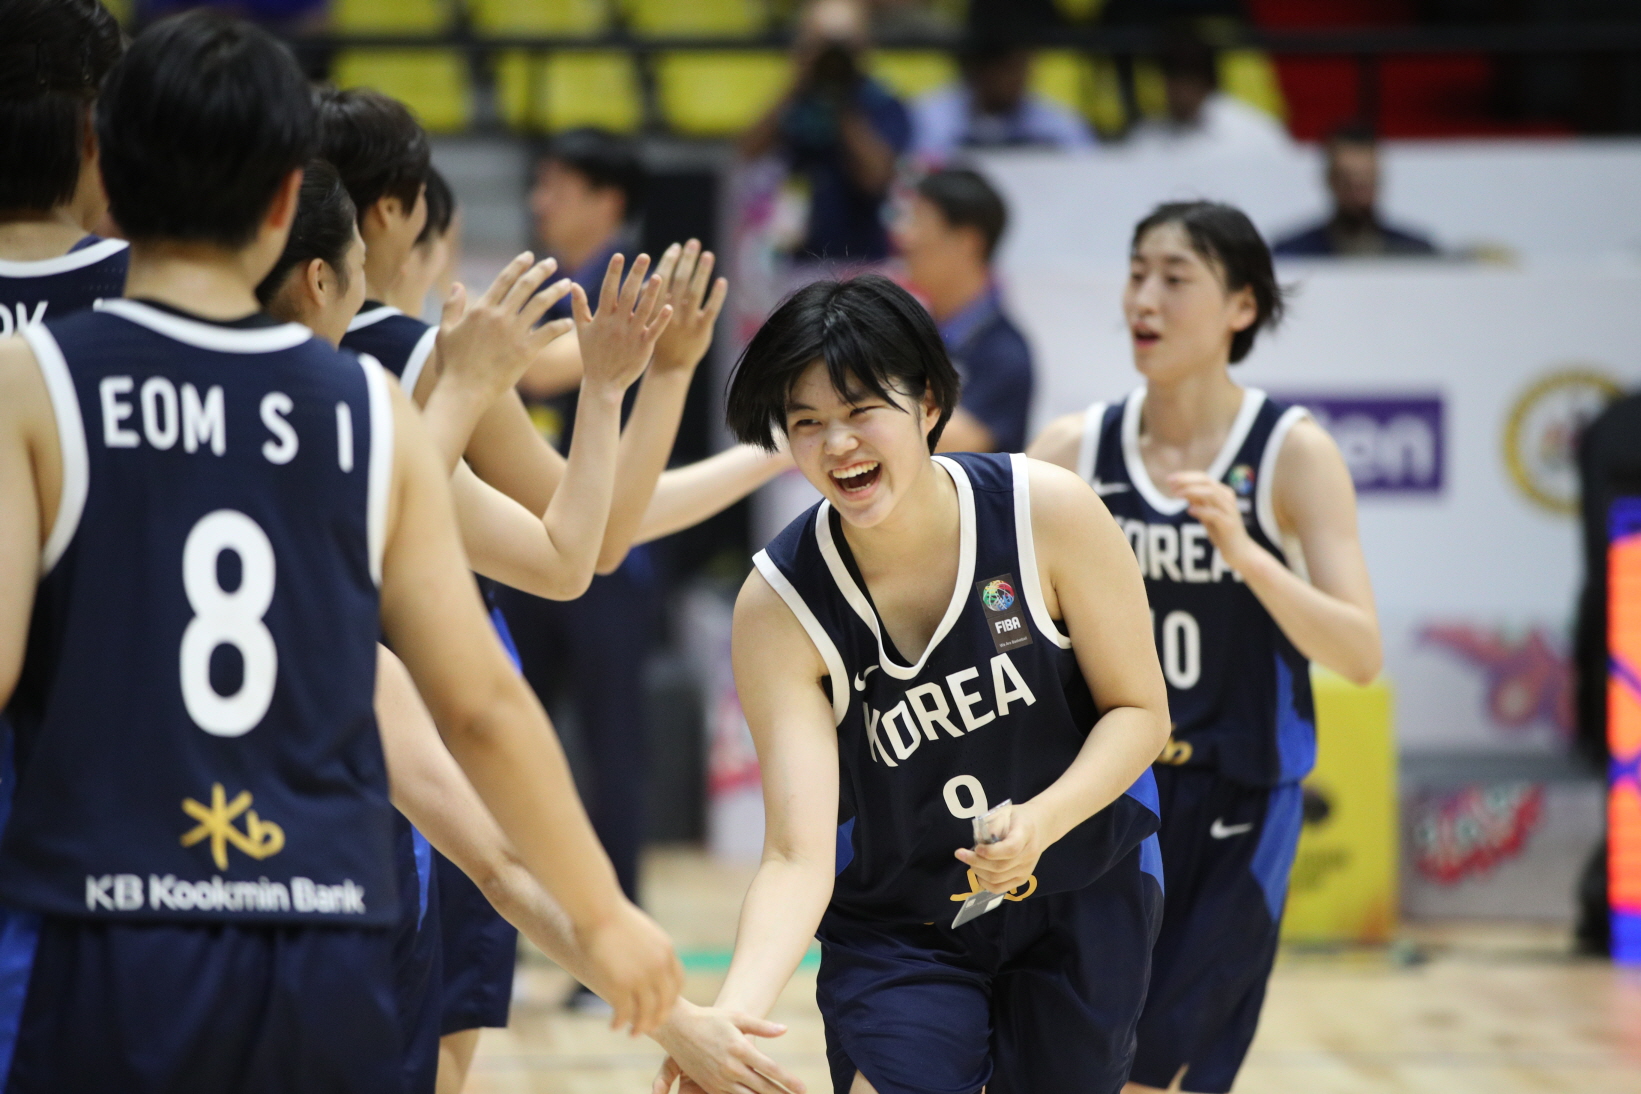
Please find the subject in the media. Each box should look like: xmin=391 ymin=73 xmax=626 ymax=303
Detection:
xmin=462 ymin=850 xmax=1641 ymax=1094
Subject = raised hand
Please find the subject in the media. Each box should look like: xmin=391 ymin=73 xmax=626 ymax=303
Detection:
xmin=576 ymin=898 xmax=684 ymax=1037
xmin=1166 ymin=470 xmax=1258 ymax=569
xmin=434 ymin=251 xmax=574 ymax=403
xmin=573 ymin=252 xmax=673 ymax=398
xmin=649 ymin=239 xmax=729 ymax=376
xmin=651 ymin=1000 xmax=803 ymax=1094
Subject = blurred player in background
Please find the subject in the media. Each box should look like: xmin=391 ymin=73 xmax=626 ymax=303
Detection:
xmin=0 ymin=12 xmax=679 ymax=1089
xmin=382 ymin=165 xmax=460 ymax=319
xmin=1031 ymin=201 xmax=1381 ymax=1094
xmin=0 ymin=0 xmax=127 ymax=325
xmin=652 ymin=274 xmax=1170 ymax=1094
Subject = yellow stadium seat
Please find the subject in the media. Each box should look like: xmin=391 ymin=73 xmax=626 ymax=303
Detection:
xmin=331 ymin=50 xmax=470 ymax=133
xmin=868 ymin=51 xmax=957 ymax=102
xmin=623 ymin=0 xmax=768 ymax=38
xmin=495 ymin=51 xmax=643 ymax=134
xmin=655 ymin=51 xmax=790 ymax=137
xmin=1132 ymin=57 xmax=1168 ymax=121
xmin=100 ymin=0 xmax=133 ymax=27
xmin=331 ymin=0 xmax=453 ymax=33
xmin=1218 ymin=49 xmax=1288 ymax=122
xmin=1079 ymin=55 xmax=1127 ymax=138
xmin=1030 ymin=50 xmax=1085 ymax=114
xmin=469 ymin=0 xmax=612 ymax=36
xmin=1052 ymin=0 xmax=1106 ymax=20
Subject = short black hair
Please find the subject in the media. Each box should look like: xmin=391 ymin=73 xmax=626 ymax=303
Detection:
xmin=915 ymin=168 xmax=1008 ymax=261
xmin=0 ymin=0 xmax=123 ymax=213
xmin=726 ymin=274 xmax=960 ymax=453
xmin=98 ymin=11 xmax=314 ymax=247
xmin=542 ymin=127 xmax=644 ymax=219
xmin=1159 ymin=28 xmax=1218 ymax=88
xmin=1132 ymin=201 xmax=1284 ymax=364
xmin=255 ymin=159 xmax=357 ymax=309
xmin=314 ymin=86 xmax=431 ymax=221
xmin=416 ymin=164 xmax=455 ymax=246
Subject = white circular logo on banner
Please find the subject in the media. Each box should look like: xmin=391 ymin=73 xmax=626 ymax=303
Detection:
xmin=1503 ymin=368 xmax=1621 ymax=515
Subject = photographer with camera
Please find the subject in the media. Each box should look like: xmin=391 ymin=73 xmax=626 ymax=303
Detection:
xmin=739 ymin=0 xmax=911 ymax=264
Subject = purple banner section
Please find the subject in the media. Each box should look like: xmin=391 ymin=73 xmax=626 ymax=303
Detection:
xmin=1271 ymin=393 xmax=1444 ymax=494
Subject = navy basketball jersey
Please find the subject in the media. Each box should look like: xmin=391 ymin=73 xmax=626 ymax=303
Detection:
xmin=0 ymin=299 xmax=398 ymax=925
xmin=757 ymin=452 xmax=1161 ymax=924
xmin=0 ymin=237 xmax=128 ymax=333
xmin=1079 ymin=387 xmax=1315 ymax=787
xmin=342 ymin=302 xmax=437 ymax=392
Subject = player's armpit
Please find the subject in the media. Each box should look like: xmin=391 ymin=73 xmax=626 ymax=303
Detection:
xmin=0 ymin=337 xmax=52 ymax=706
xmin=1015 ymin=459 xmax=1170 ymax=844
xmin=1025 ymin=410 xmax=1085 ymax=473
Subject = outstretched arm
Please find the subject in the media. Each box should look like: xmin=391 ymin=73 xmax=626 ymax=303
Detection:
xmin=595 ymin=239 xmax=729 ymax=572
xmin=635 ymin=445 xmax=792 ymax=546
xmin=1167 ymin=418 xmax=1381 ymax=685
xmin=376 ymin=377 xmax=680 ymax=1034
xmin=375 ymin=644 xmax=614 ymax=995
xmin=649 ymin=571 xmax=836 ymax=1094
xmin=957 ymin=461 xmax=1171 ymax=894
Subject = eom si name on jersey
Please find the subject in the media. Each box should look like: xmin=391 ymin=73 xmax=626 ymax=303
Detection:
xmin=1079 ymin=388 xmax=1316 ymax=788
xmin=0 ymin=300 xmax=398 ymax=925
xmin=756 ymin=452 xmax=1162 ymax=924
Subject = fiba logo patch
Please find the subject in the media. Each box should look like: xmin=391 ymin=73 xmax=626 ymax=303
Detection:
xmin=1227 ymin=464 xmax=1256 ymax=497
xmin=981 ymin=579 xmax=1016 ymax=613
xmin=975 ymin=574 xmax=1031 ymax=654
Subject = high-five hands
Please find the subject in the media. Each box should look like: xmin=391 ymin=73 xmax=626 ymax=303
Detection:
xmin=435 ymin=252 xmax=574 ymax=403
xmin=648 ymin=239 xmax=729 ymax=376
xmin=572 ymin=251 xmax=673 ymax=397
xmin=576 ymin=898 xmax=684 ymax=1038
xmin=650 ymin=999 xmax=805 ymax=1094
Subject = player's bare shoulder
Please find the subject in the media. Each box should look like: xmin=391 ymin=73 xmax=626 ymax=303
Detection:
xmin=1272 ymin=413 xmax=1358 ymax=528
xmin=1025 ymin=410 xmax=1086 ymax=471
xmin=733 ymin=564 xmax=828 ymax=683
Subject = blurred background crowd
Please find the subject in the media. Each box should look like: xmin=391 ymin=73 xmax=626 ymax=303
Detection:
xmin=88 ymin=0 xmax=1641 ymax=960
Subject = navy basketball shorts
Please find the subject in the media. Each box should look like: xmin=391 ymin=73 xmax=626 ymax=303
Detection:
xmin=1129 ymin=767 xmax=1304 ymax=1093
xmin=816 ymin=840 xmax=1163 ymax=1094
xmin=394 ymin=819 xmax=443 ymax=1094
xmin=0 ymin=915 xmax=403 ymax=1093
xmin=434 ymin=851 xmax=517 ymax=1034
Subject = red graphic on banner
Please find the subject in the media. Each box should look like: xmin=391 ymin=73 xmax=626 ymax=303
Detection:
xmin=1411 ymin=783 xmax=1545 ymax=885
xmin=1419 ymin=624 xmax=1573 ymax=741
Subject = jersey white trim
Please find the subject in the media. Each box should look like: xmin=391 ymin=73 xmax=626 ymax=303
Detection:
xmin=21 ymin=325 xmax=88 ymax=575
xmin=815 ymin=456 xmax=978 ymax=682
xmin=0 ymin=238 xmax=126 ymax=279
xmin=1076 ymin=402 xmax=1106 ymax=485
xmin=1120 ymin=386 xmax=1266 ymax=515
xmin=93 ymin=299 xmax=311 ymax=354
xmin=359 ymin=354 xmax=395 ymax=586
xmin=1255 ymin=404 xmax=1311 ymax=552
xmin=753 ymin=550 xmax=851 ymax=726
xmin=346 ymin=305 xmax=404 ymax=333
xmin=1010 ymin=453 xmax=1071 ymax=649
xmin=398 ymin=325 xmax=439 ymax=395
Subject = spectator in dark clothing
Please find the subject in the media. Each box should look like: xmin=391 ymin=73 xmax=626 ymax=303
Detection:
xmin=740 ymin=0 xmax=911 ymax=263
xmin=1275 ymin=124 xmax=1439 ymax=258
xmin=1571 ymin=391 xmax=1641 ymax=955
xmin=502 ymin=129 xmax=658 ymax=1012
xmin=894 ymin=167 xmax=1034 ymax=453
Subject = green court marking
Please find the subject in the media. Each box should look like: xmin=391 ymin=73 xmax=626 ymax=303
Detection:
xmin=680 ymin=947 xmax=820 ymax=972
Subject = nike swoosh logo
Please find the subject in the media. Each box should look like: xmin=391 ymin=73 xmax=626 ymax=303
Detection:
xmin=1210 ymin=818 xmax=1254 ymax=839
xmin=1092 ymin=481 xmax=1131 ymax=495
xmin=854 ymin=665 xmax=879 ymax=691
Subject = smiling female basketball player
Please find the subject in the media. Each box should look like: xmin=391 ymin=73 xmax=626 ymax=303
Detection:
xmin=1029 ymin=201 xmax=1382 ymax=1094
xmin=651 ymin=274 xmax=1171 ymax=1094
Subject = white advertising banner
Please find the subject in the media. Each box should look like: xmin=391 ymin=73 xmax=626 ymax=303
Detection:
xmin=1002 ymin=261 xmax=1641 ymax=756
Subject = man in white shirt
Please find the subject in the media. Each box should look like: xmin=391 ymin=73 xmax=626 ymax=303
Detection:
xmin=912 ymin=36 xmax=1096 ymax=160
xmin=1126 ymin=34 xmax=1290 ymax=155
